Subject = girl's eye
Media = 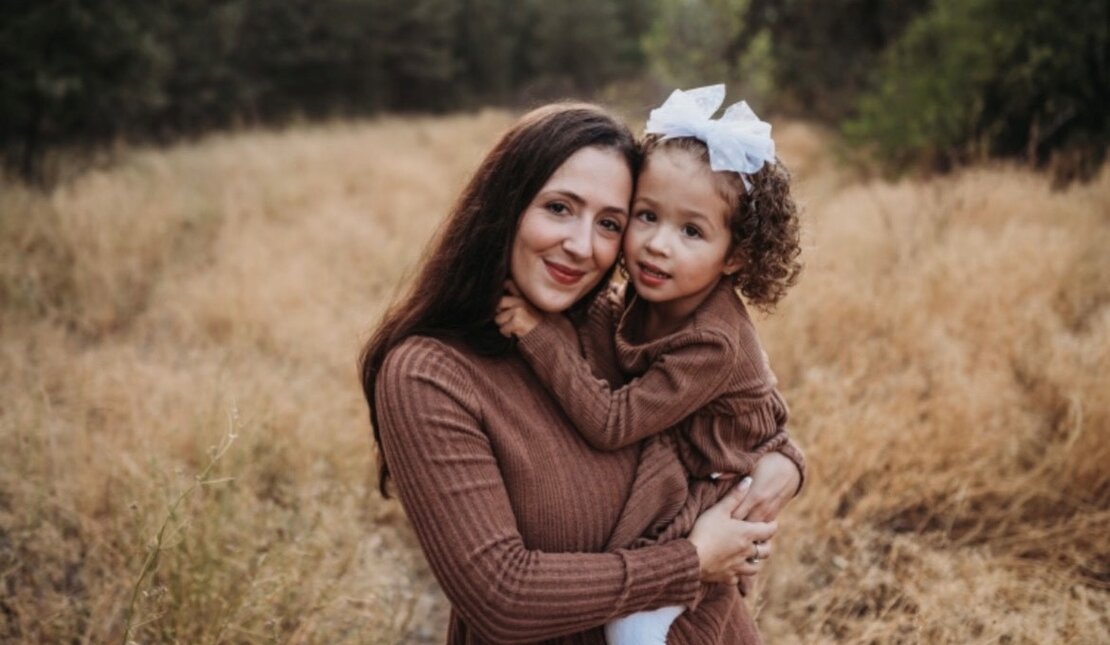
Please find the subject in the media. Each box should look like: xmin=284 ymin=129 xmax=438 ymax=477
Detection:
xmin=636 ymin=210 xmax=657 ymax=223
xmin=682 ymin=224 xmax=703 ymax=239
xmin=547 ymin=202 xmax=570 ymax=215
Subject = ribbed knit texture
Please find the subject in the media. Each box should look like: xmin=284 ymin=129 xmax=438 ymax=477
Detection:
xmin=517 ymin=279 xmax=806 ymax=556
xmin=377 ymin=334 xmax=763 ymax=644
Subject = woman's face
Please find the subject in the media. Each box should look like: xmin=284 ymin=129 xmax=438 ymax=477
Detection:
xmin=510 ymin=146 xmax=633 ymax=313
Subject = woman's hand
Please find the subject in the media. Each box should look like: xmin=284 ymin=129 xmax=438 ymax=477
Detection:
xmin=496 ymin=280 xmax=545 ymax=338
xmin=687 ymin=477 xmax=778 ymax=585
xmin=731 ymin=451 xmax=802 ymax=523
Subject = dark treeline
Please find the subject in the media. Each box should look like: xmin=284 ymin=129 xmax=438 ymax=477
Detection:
xmin=2 ymin=0 xmax=1106 ymax=185
xmin=1 ymin=0 xmax=652 ymax=183
xmin=845 ymin=0 xmax=1109 ymax=180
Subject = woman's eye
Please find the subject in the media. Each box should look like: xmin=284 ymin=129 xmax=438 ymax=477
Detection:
xmin=599 ymin=218 xmax=623 ymax=233
xmin=682 ymin=224 xmax=703 ymax=239
xmin=547 ymin=202 xmax=570 ymax=215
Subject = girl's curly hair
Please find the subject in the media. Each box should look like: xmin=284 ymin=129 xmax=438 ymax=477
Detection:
xmin=641 ymin=135 xmax=802 ymax=311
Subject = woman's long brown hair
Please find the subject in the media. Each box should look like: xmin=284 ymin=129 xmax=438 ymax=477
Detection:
xmin=359 ymin=103 xmax=638 ymax=497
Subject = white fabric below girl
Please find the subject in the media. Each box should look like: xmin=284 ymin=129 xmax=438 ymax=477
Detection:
xmin=605 ymin=604 xmax=685 ymax=644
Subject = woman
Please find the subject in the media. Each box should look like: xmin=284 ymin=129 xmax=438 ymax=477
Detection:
xmin=360 ymin=103 xmax=802 ymax=643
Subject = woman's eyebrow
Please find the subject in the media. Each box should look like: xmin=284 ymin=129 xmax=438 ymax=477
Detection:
xmin=550 ymin=189 xmax=628 ymax=216
xmin=548 ymin=189 xmax=586 ymax=206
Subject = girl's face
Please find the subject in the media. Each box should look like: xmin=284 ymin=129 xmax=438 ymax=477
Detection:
xmin=624 ymin=148 xmax=742 ymax=318
xmin=510 ymin=146 xmax=632 ymax=313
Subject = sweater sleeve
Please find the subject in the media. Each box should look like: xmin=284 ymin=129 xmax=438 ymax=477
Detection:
xmin=516 ymin=323 xmax=737 ymax=451
xmin=755 ymin=389 xmax=807 ymax=495
xmin=376 ymin=338 xmax=702 ymax=644
xmin=738 ymin=393 xmax=806 ymax=496
xmin=678 ymin=394 xmax=788 ymax=478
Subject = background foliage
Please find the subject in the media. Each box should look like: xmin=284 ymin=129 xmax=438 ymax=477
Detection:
xmin=844 ymin=0 xmax=1109 ymax=180
xmin=1 ymin=0 xmax=1105 ymax=184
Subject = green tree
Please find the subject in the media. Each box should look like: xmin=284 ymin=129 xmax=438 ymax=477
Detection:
xmin=153 ymin=0 xmax=249 ymax=135
xmin=0 ymin=0 xmax=168 ymax=183
xmin=0 ymin=0 xmax=668 ymax=185
xmin=454 ymin=0 xmax=518 ymax=103
xmin=846 ymin=0 xmax=1109 ymax=179
xmin=380 ymin=0 xmax=459 ymax=110
xmin=523 ymin=0 xmax=632 ymax=93
xmin=643 ymin=0 xmax=747 ymax=88
xmin=641 ymin=0 xmax=780 ymax=104
xmin=742 ymin=0 xmax=930 ymax=120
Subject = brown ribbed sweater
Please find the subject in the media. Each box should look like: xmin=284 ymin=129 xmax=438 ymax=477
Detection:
xmin=377 ymin=334 xmax=763 ymax=644
xmin=517 ymin=279 xmax=805 ymax=551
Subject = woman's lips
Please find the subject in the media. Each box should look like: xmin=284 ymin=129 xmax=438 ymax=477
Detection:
xmin=544 ymin=260 xmax=587 ymax=285
xmin=636 ymin=261 xmax=671 ymax=288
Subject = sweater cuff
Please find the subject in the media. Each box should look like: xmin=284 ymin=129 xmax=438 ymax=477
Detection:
xmin=616 ymin=538 xmax=701 ymax=612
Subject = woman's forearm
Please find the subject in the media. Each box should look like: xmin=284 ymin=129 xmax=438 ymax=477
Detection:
xmin=774 ymin=435 xmax=806 ymax=493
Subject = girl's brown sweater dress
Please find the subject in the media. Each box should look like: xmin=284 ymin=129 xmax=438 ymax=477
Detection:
xmin=377 ymin=325 xmax=766 ymax=643
xmin=515 ymin=279 xmax=805 ymax=553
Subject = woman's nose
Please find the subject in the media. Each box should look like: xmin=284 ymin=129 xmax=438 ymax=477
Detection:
xmin=561 ymin=219 xmax=592 ymax=259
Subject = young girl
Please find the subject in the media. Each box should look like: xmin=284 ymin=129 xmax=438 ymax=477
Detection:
xmin=496 ymin=85 xmax=805 ymax=644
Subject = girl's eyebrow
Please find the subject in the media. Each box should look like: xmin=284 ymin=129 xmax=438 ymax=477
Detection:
xmin=680 ymin=209 xmax=718 ymax=228
xmin=635 ymin=194 xmax=720 ymax=229
xmin=633 ymin=194 xmax=659 ymax=207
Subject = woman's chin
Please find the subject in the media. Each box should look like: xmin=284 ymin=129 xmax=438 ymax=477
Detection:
xmin=531 ymin=294 xmax=577 ymax=314
xmin=525 ymin=285 xmax=593 ymax=313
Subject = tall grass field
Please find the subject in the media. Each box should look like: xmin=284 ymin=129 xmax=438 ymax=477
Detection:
xmin=2 ymin=112 xmax=1107 ymax=643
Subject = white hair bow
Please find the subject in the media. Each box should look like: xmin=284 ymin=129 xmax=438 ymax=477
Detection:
xmin=645 ymin=84 xmax=775 ymax=189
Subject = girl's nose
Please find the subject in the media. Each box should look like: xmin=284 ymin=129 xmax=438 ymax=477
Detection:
xmin=645 ymin=229 xmax=670 ymax=256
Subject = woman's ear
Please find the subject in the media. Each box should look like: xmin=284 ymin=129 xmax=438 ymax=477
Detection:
xmin=722 ymin=249 xmax=745 ymax=276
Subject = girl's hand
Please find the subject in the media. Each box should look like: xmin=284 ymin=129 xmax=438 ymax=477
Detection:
xmin=731 ymin=451 xmax=801 ymax=523
xmin=687 ymin=477 xmax=778 ymax=585
xmin=496 ymin=280 xmax=544 ymax=338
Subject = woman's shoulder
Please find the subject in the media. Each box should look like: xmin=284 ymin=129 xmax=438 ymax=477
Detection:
xmin=383 ymin=334 xmax=457 ymax=365
xmin=379 ymin=336 xmax=481 ymax=392
xmin=375 ymin=335 xmax=490 ymax=426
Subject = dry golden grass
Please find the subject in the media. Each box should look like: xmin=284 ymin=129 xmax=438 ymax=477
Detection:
xmin=1 ymin=112 xmax=1107 ymax=644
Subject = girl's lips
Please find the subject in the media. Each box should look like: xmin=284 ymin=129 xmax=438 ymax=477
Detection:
xmin=636 ymin=261 xmax=671 ymax=288
xmin=544 ymin=260 xmax=587 ymax=285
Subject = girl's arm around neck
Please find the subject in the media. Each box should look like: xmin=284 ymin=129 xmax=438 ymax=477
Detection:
xmin=516 ymin=314 xmax=736 ymax=451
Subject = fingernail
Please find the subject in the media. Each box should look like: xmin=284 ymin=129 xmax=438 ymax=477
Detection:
xmin=738 ymin=477 xmax=752 ymax=488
